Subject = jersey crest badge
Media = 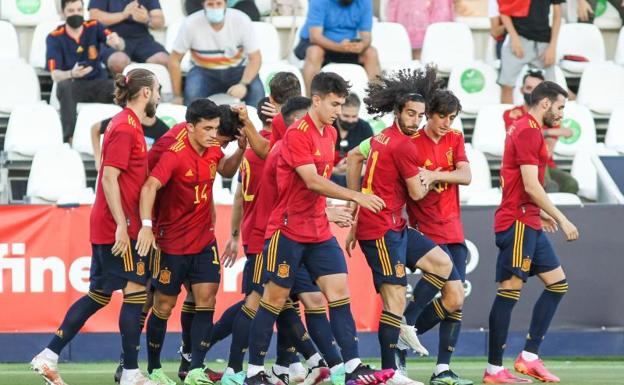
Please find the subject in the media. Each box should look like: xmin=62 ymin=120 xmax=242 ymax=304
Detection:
xmin=136 ymin=261 xmax=145 ymax=276
xmin=277 ymin=263 xmax=290 ymax=278
xmin=521 ymin=258 xmax=532 ymax=272
xmin=159 ymin=269 xmax=171 ymax=284
xmin=395 ymin=263 xmax=406 ymax=278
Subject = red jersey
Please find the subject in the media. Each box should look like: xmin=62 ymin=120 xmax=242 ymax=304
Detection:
xmin=503 ymin=105 xmax=557 ymax=169
xmin=90 ymin=108 xmax=148 ymax=243
xmin=273 ymin=114 xmax=336 ymax=243
xmin=406 ymin=128 xmax=468 ymax=244
xmin=150 ymin=136 xmax=224 ymax=254
xmin=269 ymin=113 xmax=287 ymax=148
xmin=356 ymin=125 xmax=420 ymax=240
xmin=495 ymin=114 xmax=549 ymax=232
xmin=240 ymin=129 xmax=272 ymax=246
xmin=148 ymin=122 xmax=187 ymax=170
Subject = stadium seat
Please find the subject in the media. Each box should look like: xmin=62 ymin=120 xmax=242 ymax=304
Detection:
xmin=245 ymin=105 xmax=263 ymax=132
xmin=484 ymin=36 xmax=500 ymax=70
xmin=420 ymin=22 xmax=474 ymax=73
xmin=165 ymin=19 xmax=192 ymax=72
xmin=29 ymin=21 xmax=64 ymax=69
xmin=123 ymin=63 xmax=173 ymax=99
xmin=286 ymin=23 xmax=305 ymax=69
xmin=465 ymin=187 xmax=502 ymax=206
xmin=605 ymin=105 xmax=624 ymax=153
xmin=512 ymin=64 xmax=568 ymax=106
xmin=3 ymin=0 xmax=60 ymax=26
xmin=471 ymin=104 xmax=513 ymax=157
xmin=553 ymin=101 xmax=597 ymax=157
xmin=321 ymin=63 xmax=369 ymax=117
xmin=0 ymin=20 xmax=19 ymax=61
xmin=255 ymin=0 xmax=272 ymax=15
xmin=557 ymin=23 xmax=606 ymax=74
xmin=367 ymin=113 xmax=394 ymax=134
xmin=252 ymin=22 xmax=282 ymax=63
xmin=371 ymin=22 xmax=412 ymax=70
xmin=72 ymin=103 xmax=123 ymax=156
xmin=160 ymin=0 xmax=185 ymax=27
xmin=381 ymin=60 xmax=422 ymax=75
xmin=26 ymin=144 xmax=87 ymax=204
xmin=259 ymin=61 xmax=306 ymax=96
xmin=0 ymin=59 xmax=41 ymax=114
xmin=547 ymin=192 xmax=583 ymax=206
xmin=448 ymin=61 xmax=501 ymax=115
xmin=576 ymin=62 xmax=624 ymax=115
xmin=207 ymin=93 xmax=240 ymax=105
xmin=615 ymin=27 xmax=624 ymax=66
xmin=213 ymin=173 xmax=234 ymax=204
xmin=4 ymin=103 xmax=63 ymax=160
xmin=378 ymin=0 xmax=388 ymax=21
xmin=459 ymin=144 xmax=492 ymax=203
xmin=156 ymin=103 xmax=187 ymax=128
xmin=571 ymin=145 xmax=619 ymax=200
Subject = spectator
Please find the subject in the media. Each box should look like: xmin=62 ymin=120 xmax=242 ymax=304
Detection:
xmin=503 ymin=69 xmax=579 ymax=194
xmin=169 ymin=0 xmax=264 ymax=107
xmin=498 ymin=0 xmax=563 ymax=103
xmin=331 ymin=93 xmax=373 ymax=187
xmin=386 ymin=0 xmax=455 ymax=59
xmin=577 ymin=0 xmax=624 ymax=22
xmin=91 ymin=115 xmax=169 ymax=170
xmin=185 ymin=0 xmax=261 ymax=20
xmin=489 ymin=0 xmax=506 ymax=60
xmin=293 ymin=0 xmax=380 ymax=96
xmin=47 ymin=0 xmax=125 ymax=142
xmin=89 ymin=0 xmax=169 ymax=74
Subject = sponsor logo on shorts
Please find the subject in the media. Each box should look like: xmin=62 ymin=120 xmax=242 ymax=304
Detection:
xmin=277 ymin=263 xmax=290 ymax=278
xmin=159 ymin=269 xmax=171 ymax=284
xmin=521 ymin=258 xmax=531 ymax=272
xmin=395 ymin=262 xmax=405 ymax=278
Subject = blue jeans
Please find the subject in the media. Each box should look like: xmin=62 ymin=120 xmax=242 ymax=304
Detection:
xmin=184 ymin=65 xmax=265 ymax=106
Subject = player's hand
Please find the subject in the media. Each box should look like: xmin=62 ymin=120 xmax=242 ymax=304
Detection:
xmin=326 ymin=205 xmax=354 ymax=226
xmin=561 ymin=127 xmax=574 ymax=138
xmin=227 ymin=84 xmax=248 ymax=100
xmin=348 ymin=42 xmax=364 ymax=54
xmin=542 ymin=44 xmax=556 ymax=67
xmin=71 ymin=63 xmax=93 ymax=78
xmin=559 ymin=218 xmax=579 ymax=241
xmin=136 ymin=226 xmax=157 ymax=257
xmin=511 ymin=36 xmax=524 ymax=59
xmin=172 ymin=95 xmax=184 ymax=105
xmin=106 ymin=32 xmax=123 ymax=49
xmin=123 ymin=0 xmax=139 ymax=18
xmin=354 ymin=192 xmax=385 ymax=213
xmin=261 ymin=101 xmax=278 ymax=123
xmin=221 ymin=237 xmax=239 ymax=268
xmin=131 ymin=4 xmax=150 ymax=24
xmin=577 ymin=0 xmax=594 ymax=22
xmin=540 ymin=214 xmax=558 ymax=233
xmin=112 ymin=223 xmax=130 ymax=256
xmin=418 ymin=167 xmax=441 ymax=191
xmin=345 ymin=226 xmax=357 ymax=258
xmin=334 ymin=158 xmax=348 ymax=174
xmin=232 ymin=104 xmax=250 ymax=123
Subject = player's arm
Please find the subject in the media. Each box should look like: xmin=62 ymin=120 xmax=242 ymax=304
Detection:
xmin=222 ymin=183 xmax=243 ymax=267
xmin=218 ymin=147 xmax=245 ymax=178
xmin=89 ymin=4 xmax=133 ymax=26
xmin=168 ymin=51 xmax=184 ymax=104
xmin=101 ymin=166 xmax=131 ymax=256
xmin=404 ymin=175 xmax=428 ymax=201
xmin=520 ymin=165 xmax=579 ymax=241
xmin=346 ymin=145 xmax=367 ymax=192
xmin=91 ymin=122 xmax=103 ymax=171
xmin=146 ymin=8 xmax=165 ymax=29
xmin=136 ymin=176 xmax=162 ymax=256
xmin=420 ymin=161 xmax=472 ymax=188
xmin=232 ymin=104 xmax=270 ymax=159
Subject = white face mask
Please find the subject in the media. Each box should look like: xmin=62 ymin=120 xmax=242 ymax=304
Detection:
xmin=204 ymin=7 xmax=225 ymax=23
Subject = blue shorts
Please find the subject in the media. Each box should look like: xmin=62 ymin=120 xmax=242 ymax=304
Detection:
xmin=152 ymin=242 xmax=221 ymax=296
xmin=439 ymin=243 xmax=468 ymax=282
xmin=242 ymin=248 xmax=265 ymax=296
xmin=89 ymin=241 xmax=149 ymax=294
xmin=495 ymin=221 xmax=561 ymax=282
xmin=359 ymin=229 xmax=408 ymax=292
xmin=405 ymin=227 xmax=438 ymax=270
xmin=264 ymin=231 xmax=347 ymax=290
xmin=100 ymin=35 xmax=167 ymax=63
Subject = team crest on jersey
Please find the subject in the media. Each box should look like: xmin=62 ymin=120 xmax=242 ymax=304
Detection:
xmin=277 ymin=263 xmax=290 ymax=278
xmin=395 ymin=263 xmax=406 ymax=278
xmin=446 ymin=147 xmax=454 ymax=166
xmin=136 ymin=261 xmax=145 ymax=276
xmin=521 ymin=258 xmax=532 ymax=272
xmin=88 ymin=45 xmax=98 ymax=60
xmin=210 ymin=163 xmax=217 ymax=179
xmin=159 ymin=269 xmax=171 ymax=284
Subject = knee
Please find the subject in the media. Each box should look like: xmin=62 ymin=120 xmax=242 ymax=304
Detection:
xmin=545 ymin=279 xmax=568 ymax=295
xmin=56 ymin=79 xmax=72 ymax=96
xmin=441 ymin=286 xmax=464 ymax=312
xmin=430 ymin=248 xmax=453 ymax=278
xmin=382 ymin=286 xmax=406 ymax=315
xmin=300 ymin=292 xmax=326 ymax=309
xmin=262 ymin=282 xmax=289 ymax=308
xmin=193 ymin=289 xmax=217 ymax=307
xmin=245 ymin=291 xmax=261 ymax=311
xmin=107 ymin=52 xmax=131 ymax=74
xmin=305 ymin=45 xmax=325 ymax=64
xmin=153 ymin=299 xmax=175 ymax=318
xmin=361 ymin=46 xmax=379 ymax=63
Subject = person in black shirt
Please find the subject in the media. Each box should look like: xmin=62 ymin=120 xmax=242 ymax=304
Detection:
xmin=331 ymin=93 xmax=373 ymax=187
xmin=91 ymin=115 xmax=169 ymax=170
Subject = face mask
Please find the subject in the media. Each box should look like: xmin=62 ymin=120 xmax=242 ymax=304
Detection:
xmin=523 ymin=92 xmax=532 ymax=106
xmin=339 ymin=119 xmax=357 ymax=130
xmin=340 ymin=0 xmax=354 ymax=6
xmin=66 ymin=14 xmax=84 ymax=29
xmin=205 ymin=7 xmax=225 ymax=24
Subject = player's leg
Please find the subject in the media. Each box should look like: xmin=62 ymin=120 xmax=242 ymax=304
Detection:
xmin=179 ymin=284 xmax=195 ymax=381
xmin=272 ymin=316 xmax=298 ymax=385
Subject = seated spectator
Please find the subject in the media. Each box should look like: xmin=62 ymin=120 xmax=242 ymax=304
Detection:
xmin=489 ymin=0 xmax=506 ymax=59
xmin=577 ymin=0 xmax=624 ymax=23
xmin=503 ymin=69 xmax=579 ymax=194
xmin=293 ymin=0 xmax=380 ymax=95
xmin=185 ymin=0 xmax=260 ymax=20
xmin=89 ymin=0 xmax=169 ymax=73
xmin=91 ymin=115 xmax=169 ymax=169
xmin=498 ymin=0 xmax=563 ymax=103
xmin=47 ymin=0 xmax=125 ymax=142
xmin=331 ymin=93 xmax=373 ymax=187
xmin=169 ymin=0 xmax=264 ymax=107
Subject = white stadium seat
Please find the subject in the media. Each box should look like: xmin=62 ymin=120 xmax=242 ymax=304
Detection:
xmin=27 ymin=145 xmax=87 ymax=204
xmin=123 ymin=63 xmax=173 ymax=99
xmin=571 ymin=145 xmax=619 ymax=201
xmin=459 ymin=145 xmax=492 ymax=203
xmin=160 ymin=0 xmax=185 ymax=27
xmin=29 ymin=21 xmax=64 ymax=68
xmin=252 ymin=22 xmax=282 ymax=63
xmin=165 ymin=19 xmax=192 ymax=72
xmin=259 ymin=61 xmax=306 ymax=97
xmin=0 ymin=59 xmax=41 ymax=114
xmin=207 ymin=93 xmax=240 ymax=105
xmin=245 ymin=105 xmax=264 ymax=132
xmin=512 ymin=64 xmax=568 ymax=106
xmin=72 ymin=103 xmax=123 ymax=156
xmin=547 ymin=193 xmax=583 ymax=206
xmin=371 ymin=22 xmax=412 ymax=70
xmin=448 ymin=61 xmax=501 ymax=115
xmin=421 ymin=22 xmax=474 ymax=73
xmin=156 ymin=103 xmax=187 ymax=128
xmin=471 ymin=104 xmax=513 ymax=157
xmin=484 ymin=36 xmax=500 ymax=70
xmin=557 ymin=23 xmax=605 ymax=74
xmin=4 ymin=103 xmax=63 ymax=160
xmin=0 ymin=20 xmax=19 ymax=61
xmin=466 ymin=187 xmax=502 ymax=206
xmin=576 ymin=62 xmax=624 ymax=115
xmin=554 ymin=101 xmax=597 ymax=157
xmin=3 ymin=0 xmax=60 ymax=26
xmin=605 ymin=105 xmax=624 ymax=153
xmin=382 ymin=60 xmax=422 ymax=75
xmin=321 ymin=63 xmax=369 ymax=117
xmin=616 ymin=27 xmax=624 ymax=66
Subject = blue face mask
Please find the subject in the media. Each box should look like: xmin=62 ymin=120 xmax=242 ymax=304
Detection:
xmin=204 ymin=7 xmax=225 ymax=23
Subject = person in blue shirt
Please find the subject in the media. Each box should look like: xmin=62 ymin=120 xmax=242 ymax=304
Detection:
xmin=46 ymin=0 xmax=126 ymax=142
xmin=89 ymin=0 xmax=169 ymax=74
xmin=294 ymin=0 xmax=381 ymax=95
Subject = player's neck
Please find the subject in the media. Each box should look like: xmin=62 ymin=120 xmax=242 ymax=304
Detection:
xmin=188 ymin=136 xmax=206 ymax=156
xmin=424 ymin=125 xmax=441 ymax=143
xmin=308 ymin=109 xmax=324 ymax=134
xmin=528 ymin=108 xmax=544 ymax=127
xmin=126 ymin=102 xmax=147 ymax=123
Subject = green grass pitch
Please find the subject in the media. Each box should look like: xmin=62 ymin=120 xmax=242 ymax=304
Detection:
xmin=4 ymin=357 xmax=623 ymax=385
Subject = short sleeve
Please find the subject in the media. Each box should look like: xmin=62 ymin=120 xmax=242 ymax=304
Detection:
xmin=88 ymin=0 xmax=107 ymax=10
xmin=96 ymin=23 xmax=111 ymax=44
xmin=306 ymin=0 xmax=325 ymax=27
xmin=172 ymin=18 xmax=192 ymax=54
xmin=357 ymin=0 xmax=373 ymax=32
xmin=358 ymin=137 xmax=372 ymax=158
xmin=150 ymin=151 xmax=178 ymax=186
xmin=99 ymin=118 xmax=113 ymax=134
xmin=269 ymin=114 xmax=287 ymax=148
xmin=281 ymin=129 xmax=314 ymax=168
xmin=393 ymin=140 xmax=420 ymax=180
xmin=488 ymin=0 xmax=500 ymax=17
xmin=45 ymin=35 xmax=63 ymax=72
xmin=454 ymin=134 xmax=469 ymax=164
xmin=240 ymin=14 xmax=260 ymax=54
xmin=102 ymin=124 xmax=135 ymax=170
xmin=514 ymin=128 xmax=542 ymax=166
xmin=145 ymin=0 xmax=162 ymax=10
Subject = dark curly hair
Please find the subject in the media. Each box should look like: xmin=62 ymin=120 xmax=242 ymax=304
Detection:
xmin=364 ymin=65 xmax=441 ymax=118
